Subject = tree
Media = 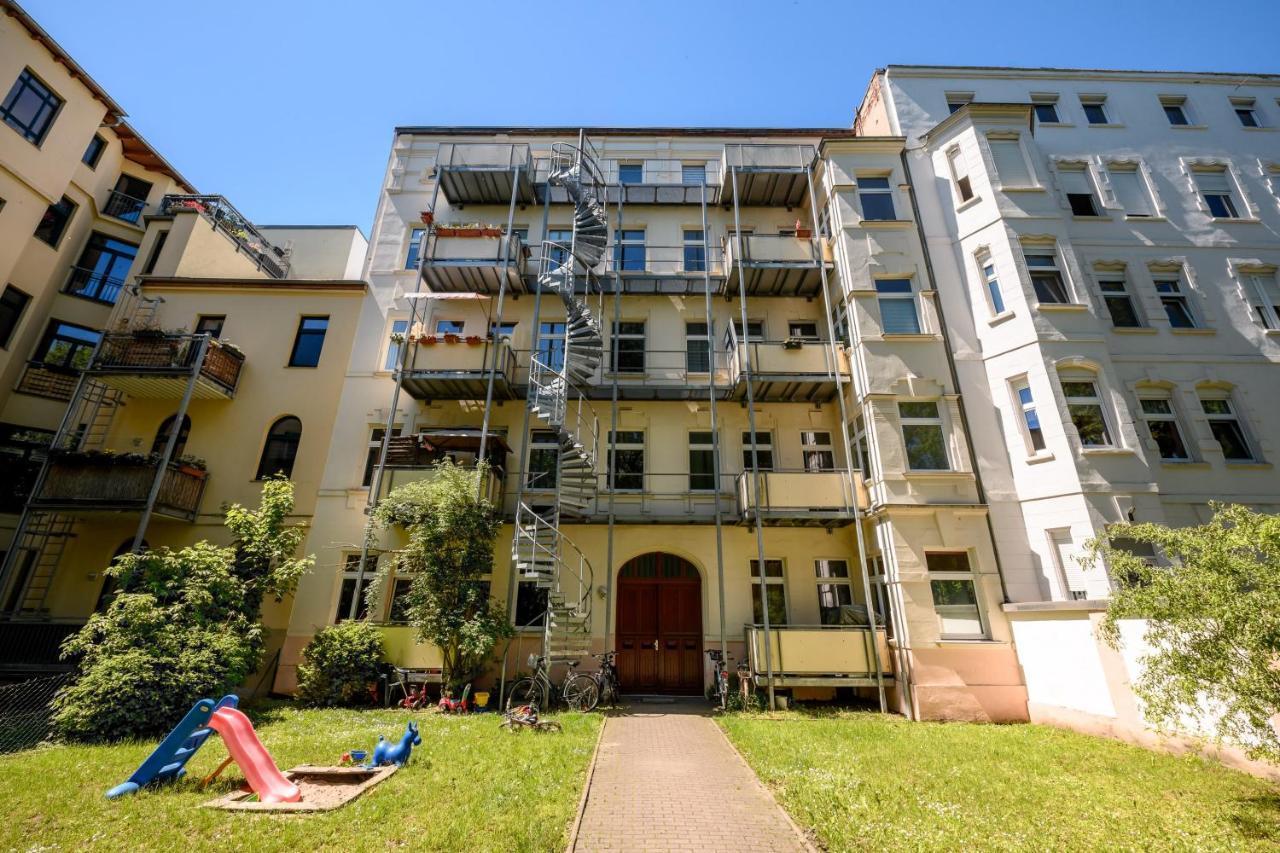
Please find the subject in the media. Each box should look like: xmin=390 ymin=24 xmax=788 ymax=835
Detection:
xmin=372 ymin=460 xmax=512 ymax=690
xmin=1087 ymin=503 xmax=1280 ymax=762
xmin=51 ymin=480 xmax=312 ymax=742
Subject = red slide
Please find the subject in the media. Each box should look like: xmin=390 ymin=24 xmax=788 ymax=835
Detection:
xmin=208 ymin=706 xmax=301 ymax=803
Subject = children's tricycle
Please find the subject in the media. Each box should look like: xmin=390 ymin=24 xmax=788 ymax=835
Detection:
xmin=438 ymin=684 xmax=471 ymax=714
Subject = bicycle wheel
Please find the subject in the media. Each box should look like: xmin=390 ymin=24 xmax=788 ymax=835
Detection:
xmin=507 ymin=677 xmax=545 ymax=711
xmin=535 ymin=721 xmax=562 ymax=733
xmin=563 ymin=674 xmax=600 ymax=712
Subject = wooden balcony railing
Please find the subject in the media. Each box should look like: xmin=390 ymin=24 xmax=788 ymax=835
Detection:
xmin=33 ymin=453 xmax=206 ymax=521
xmin=93 ymin=333 xmax=244 ymax=396
xmin=14 ymin=363 xmax=78 ymax=401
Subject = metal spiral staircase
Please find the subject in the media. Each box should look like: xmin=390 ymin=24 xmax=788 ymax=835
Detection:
xmin=511 ymin=137 xmax=607 ymax=664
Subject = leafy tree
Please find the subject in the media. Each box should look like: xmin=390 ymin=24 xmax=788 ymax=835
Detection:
xmin=1088 ymin=503 xmax=1280 ymax=761
xmin=372 ymin=460 xmax=512 ymax=690
xmin=51 ymin=480 xmax=312 ymax=742
xmin=295 ymin=621 xmax=386 ymax=707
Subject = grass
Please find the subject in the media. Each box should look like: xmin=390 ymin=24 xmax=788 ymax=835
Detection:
xmin=0 ymin=703 xmax=601 ymax=852
xmin=719 ymin=710 xmax=1280 ymax=852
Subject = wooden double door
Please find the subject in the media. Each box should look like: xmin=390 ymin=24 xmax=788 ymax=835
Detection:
xmin=616 ymin=553 xmax=703 ymax=695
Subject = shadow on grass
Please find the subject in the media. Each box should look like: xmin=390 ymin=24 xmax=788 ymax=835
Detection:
xmin=1229 ymin=793 xmax=1280 ymax=842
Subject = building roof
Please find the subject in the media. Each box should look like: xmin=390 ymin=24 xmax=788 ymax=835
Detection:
xmin=394 ymin=125 xmax=857 ymax=139
xmin=878 ymin=64 xmax=1280 ymax=83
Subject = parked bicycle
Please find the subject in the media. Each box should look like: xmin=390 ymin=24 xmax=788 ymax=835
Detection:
xmin=563 ymin=651 xmax=622 ymax=712
xmin=707 ymin=649 xmax=730 ymax=710
xmin=506 ymin=655 xmax=598 ymax=712
xmin=500 ymin=704 xmax=562 ymax=733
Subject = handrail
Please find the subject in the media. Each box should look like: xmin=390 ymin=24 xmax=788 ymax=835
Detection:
xmin=159 ymin=195 xmax=290 ymax=278
xmin=103 ymin=189 xmax=147 ymax=223
xmin=722 ymin=143 xmax=817 ymax=171
xmin=435 ymin=142 xmax=533 ymax=171
xmin=734 ymin=467 xmax=858 ymax=516
xmin=601 ymin=244 xmax=726 ymax=276
xmin=64 ymin=266 xmax=126 ymax=304
xmin=723 ymin=233 xmax=825 ymax=266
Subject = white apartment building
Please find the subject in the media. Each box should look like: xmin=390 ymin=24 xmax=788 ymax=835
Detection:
xmin=857 ymin=66 xmax=1280 ymax=743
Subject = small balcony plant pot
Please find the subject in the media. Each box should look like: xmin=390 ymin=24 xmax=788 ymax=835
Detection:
xmin=420 ymin=211 xmax=434 ymax=225
xmin=795 ymin=227 xmax=813 ymax=239
xmin=783 ymin=337 xmax=804 ymax=350
xmin=456 ymin=228 xmax=482 ymax=238
xmin=435 ymin=226 xmax=459 ymax=237
xmin=465 ymin=336 xmax=483 ymax=345
xmin=443 ymin=334 xmax=461 ymax=344
xmin=480 ymin=227 xmax=502 ymax=237
xmin=421 ymin=336 xmax=437 ymax=345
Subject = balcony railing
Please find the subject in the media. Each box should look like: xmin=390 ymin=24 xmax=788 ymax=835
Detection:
xmin=599 ymin=245 xmax=725 ymax=294
xmin=434 ymin=143 xmax=536 ymax=205
xmin=720 ymin=144 xmax=817 ymax=207
xmin=421 ymin=232 xmax=527 ymax=294
xmin=32 ymin=453 xmax=207 ymax=521
xmin=63 ymin=266 xmax=125 ymax=305
xmin=103 ymin=189 xmax=146 ymax=224
xmin=14 ymin=363 xmax=78 ymax=401
xmin=399 ymin=337 xmax=517 ymax=401
xmin=0 ymin=620 xmax=85 ymax=671
xmin=736 ymin=468 xmax=863 ymax=527
xmin=91 ymin=332 xmax=244 ymax=398
xmin=744 ymin=624 xmax=891 ymax=687
xmin=571 ymin=348 xmax=731 ymax=400
xmin=380 ymin=460 xmax=506 ymax=507
xmin=727 ymin=340 xmax=847 ymax=402
xmin=722 ymin=234 xmax=831 ymax=297
xmin=597 ymin=472 xmax=736 ymax=522
xmin=160 ymin=195 xmax=290 ymax=278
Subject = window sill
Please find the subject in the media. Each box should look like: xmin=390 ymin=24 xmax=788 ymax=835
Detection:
xmin=1071 ymin=215 xmax=1111 ymax=222
xmin=1208 ymin=217 xmax=1261 ymax=224
xmin=1024 ymin=451 xmax=1055 ymax=465
xmin=1240 ymin=126 xmax=1275 ymax=132
xmin=1035 ymin=302 xmax=1089 ymax=313
xmin=1000 ymin=185 xmax=1047 ymax=193
xmin=936 ymin=637 xmax=1000 ymax=645
xmin=987 ymin=310 xmax=1016 ymax=327
xmin=1159 ymin=460 xmax=1209 ymax=469
xmin=955 ymin=196 xmax=982 ymax=213
xmin=902 ymin=469 xmax=969 ymax=480
xmin=1036 ymin=122 xmax=1074 ymax=129
xmin=879 ymin=332 xmax=942 ymax=342
xmin=1086 ymin=123 xmax=1125 ymax=129
xmin=1169 ymin=327 xmax=1216 ymax=336
xmin=1225 ymin=461 xmax=1273 ymax=470
xmin=1080 ymin=447 xmax=1136 ymax=457
xmin=1123 ymin=215 xmax=1167 ymax=222
xmin=1111 ymin=325 xmax=1157 ymax=334
xmin=857 ymin=218 xmax=914 ymax=229
xmin=1169 ymin=124 xmax=1207 ymax=130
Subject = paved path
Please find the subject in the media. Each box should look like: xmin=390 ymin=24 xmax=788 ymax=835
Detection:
xmin=571 ymin=701 xmax=810 ymax=852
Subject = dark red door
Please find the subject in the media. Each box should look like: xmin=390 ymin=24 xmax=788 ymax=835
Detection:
xmin=616 ymin=553 xmax=702 ymax=694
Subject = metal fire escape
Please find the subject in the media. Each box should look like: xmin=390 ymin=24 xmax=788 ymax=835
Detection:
xmin=512 ymin=135 xmax=606 ymax=664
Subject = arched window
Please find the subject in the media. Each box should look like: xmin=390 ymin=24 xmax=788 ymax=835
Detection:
xmin=256 ymin=416 xmax=302 ymax=479
xmin=151 ymin=414 xmax=191 ymax=458
xmin=95 ymin=538 xmax=147 ymax=612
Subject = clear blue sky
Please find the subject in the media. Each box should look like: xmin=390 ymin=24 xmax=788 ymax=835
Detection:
xmin=24 ymin=0 xmax=1280 ymax=234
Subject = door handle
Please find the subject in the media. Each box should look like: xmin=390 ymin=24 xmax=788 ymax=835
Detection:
xmin=652 ymin=640 xmax=659 ymax=650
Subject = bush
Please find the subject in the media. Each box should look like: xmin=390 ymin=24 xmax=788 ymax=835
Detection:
xmin=295 ymin=622 xmax=386 ymax=707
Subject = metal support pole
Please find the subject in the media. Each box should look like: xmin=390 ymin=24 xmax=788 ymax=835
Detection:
xmin=730 ymin=165 xmax=775 ymax=710
xmin=477 ymin=163 xmax=523 ymax=483
xmin=131 ymin=335 xmax=209 ymax=554
xmin=602 ymin=189 xmax=623 ymax=653
xmin=701 ymin=181 xmax=727 ymax=662
xmin=806 ymin=165 xmax=885 ymax=712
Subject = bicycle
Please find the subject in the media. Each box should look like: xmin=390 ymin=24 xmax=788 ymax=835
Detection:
xmin=563 ymin=651 xmax=622 ymax=712
xmin=506 ymin=655 xmax=598 ymax=712
xmin=500 ymin=704 xmax=562 ymax=733
xmin=707 ymin=649 xmax=730 ymax=710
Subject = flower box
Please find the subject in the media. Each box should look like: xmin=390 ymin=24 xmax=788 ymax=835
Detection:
xmin=443 ymin=334 xmax=461 ymax=344
xmin=420 ymin=335 xmax=438 ymax=345
xmin=465 ymin=335 xmax=483 ymax=345
xmin=420 ymin=211 xmax=434 ymax=225
xmin=480 ymin=227 xmax=503 ymax=237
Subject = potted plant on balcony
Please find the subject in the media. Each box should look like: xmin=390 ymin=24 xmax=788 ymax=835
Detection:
xmin=455 ymin=223 xmax=482 ymax=238
xmin=420 ymin=210 xmax=434 ymax=225
xmin=794 ymin=219 xmax=813 ymax=239
xmin=443 ymin=333 xmax=461 ymax=344
xmin=420 ymin=335 xmax=438 ymax=345
xmin=465 ymin=335 xmax=483 ymax=345
xmin=174 ymin=454 xmax=208 ymax=478
xmin=434 ymin=225 xmax=459 ymax=237
xmin=480 ymin=225 xmax=503 ymax=237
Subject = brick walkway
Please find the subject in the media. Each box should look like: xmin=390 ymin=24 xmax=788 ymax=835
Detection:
xmin=571 ymin=701 xmax=811 ymax=852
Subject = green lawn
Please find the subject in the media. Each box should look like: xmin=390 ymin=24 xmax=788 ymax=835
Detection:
xmin=720 ymin=711 xmax=1280 ymax=852
xmin=0 ymin=704 xmax=600 ymax=852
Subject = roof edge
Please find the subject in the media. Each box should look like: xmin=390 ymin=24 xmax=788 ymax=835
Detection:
xmin=393 ymin=125 xmax=857 ymax=138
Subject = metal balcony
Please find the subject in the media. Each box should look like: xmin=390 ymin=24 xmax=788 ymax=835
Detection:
xmin=514 ymin=471 xmax=736 ymax=524
xmin=722 ymin=234 xmax=832 ymax=297
xmin=399 ymin=337 xmax=517 ymax=400
xmin=103 ymin=189 xmax=147 ymax=224
xmin=599 ymin=162 xmax=723 ymax=205
xmin=576 ymin=348 xmax=732 ymax=401
xmin=744 ymin=624 xmax=892 ymax=688
xmin=735 ymin=469 xmax=864 ymax=528
xmin=31 ymin=453 xmax=207 ymax=521
xmin=727 ymin=340 xmax=847 ymax=403
xmin=434 ymin=143 xmax=536 ymax=205
xmin=601 ymin=245 xmax=726 ymax=295
xmin=159 ymin=195 xmax=290 ymax=278
xmin=720 ymin=144 xmax=817 ymax=206
xmin=14 ymin=363 xmax=78 ymax=401
xmin=421 ymin=231 xmax=527 ymax=294
xmin=89 ymin=333 xmax=244 ymax=399
xmin=378 ymin=431 xmax=509 ymax=506
xmin=64 ymin=266 xmax=125 ymax=305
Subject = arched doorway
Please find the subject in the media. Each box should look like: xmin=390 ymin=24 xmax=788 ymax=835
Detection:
xmin=616 ymin=552 xmax=702 ymax=695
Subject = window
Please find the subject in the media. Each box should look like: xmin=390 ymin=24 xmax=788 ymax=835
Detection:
xmin=335 ymin=554 xmax=372 ymax=622
xmin=546 ymin=228 xmax=573 ymax=267
xmin=67 ymin=233 xmax=137 ymax=304
xmin=434 ymin=319 xmax=465 ymax=335
xmin=749 ymin=559 xmax=787 ymax=626
xmin=899 ymin=401 xmax=949 ymax=470
xmin=728 ymin=319 xmax=764 ymax=343
xmin=857 ymin=176 xmax=896 ymax=221
xmin=787 ymin=321 xmax=819 ymax=340
xmin=981 ymin=263 xmax=1006 ymax=315
xmin=1012 ymin=380 xmax=1047 ymax=453
xmin=1246 ymin=271 xmax=1280 ymax=330
xmin=1194 ymin=168 xmax=1241 ymax=218
xmin=1024 ymin=251 xmax=1070 ymax=304
xmin=853 ymin=414 xmax=872 ymax=477
xmin=193 ymin=315 xmax=225 ymax=340
xmin=681 ymin=163 xmax=706 ymax=185
xmin=1232 ymin=97 xmax=1261 ymax=128
xmin=613 ymin=229 xmax=646 ymax=271
xmin=150 ymin=414 xmax=191 ymax=458
xmin=1 ymin=69 xmax=62 ymax=145
xmin=815 ymin=559 xmax=852 ymax=625
xmin=288 ymin=316 xmax=329 ymax=367
xmin=34 ymin=196 xmax=75 ymax=247
xmin=490 ymin=320 xmax=517 ymax=339
xmin=682 ymin=229 xmax=705 ymax=272
xmin=105 ymin=175 xmax=151 ymax=223
xmin=1154 ymin=276 xmax=1196 ymax=328
xmin=742 ymin=430 xmax=773 ymax=471
xmin=388 ymin=576 xmax=415 ymax=624
xmin=1061 ymin=378 xmax=1113 ymax=447
xmin=384 ymin=319 xmax=409 ymax=369
xmin=685 ymin=321 xmax=710 ymax=372
xmin=537 ymin=321 xmax=566 ymax=372
xmin=611 ymin=321 xmax=645 ymax=373
xmin=927 ymin=552 xmax=984 ymax=638
xmin=1140 ymin=398 xmax=1189 ymax=461
xmin=141 ymin=230 xmax=169 ymax=275
xmin=1031 ymin=97 xmax=1060 ymax=124
xmin=618 ymin=163 xmax=643 ymax=185
xmin=1098 ymin=274 xmax=1142 ymax=328
xmin=33 ymin=320 xmax=99 ymax=370
xmin=1059 ymin=165 xmax=1101 ymax=216
xmin=1106 ymin=164 xmax=1155 ymax=217
xmin=82 ymin=134 xmax=106 ymax=169
xmin=1161 ymin=96 xmax=1190 ymax=126
xmin=876 ymin=279 xmax=921 ymax=334
xmin=947 ymin=148 xmax=973 ymax=203
xmin=1080 ymin=96 xmax=1110 ymax=125
xmin=525 ymin=430 xmax=559 ymax=489
xmin=514 ymin=579 xmax=549 ymax=629
xmin=256 ymin=416 xmax=302 ymax=479
xmin=362 ymin=426 xmax=402 ymax=487
xmin=1200 ymin=397 xmax=1254 ymax=461
xmin=945 ymin=92 xmax=973 ymax=114
xmin=689 ymin=431 xmax=716 ymax=491
xmin=801 ymin=431 xmax=835 ymax=471
xmin=608 ymin=430 xmax=644 ymax=491
xmin=405 ymin=228 xmax=425 ymax=270
xmin=1048 ymin=529 xmax=1088 ymax=601
xmin=984 ymin=140 xmax=1032 ymax=194
xmin=0 ymin=285 xmax=32 ymax=349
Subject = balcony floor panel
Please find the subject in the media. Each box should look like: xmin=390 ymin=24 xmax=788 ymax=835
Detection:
xmin=723 ymin=265 xmax=827 ymax=298
xmin=94 ymin=373 xmax=232 ymax=400
xmin=400 ymin=373 xmax=513 ymax=401
xmin=438 ymin=169 xmax=536 ymax=205
xmin=610 ymin=274 xmax=725 ymax=295
xmin=27 ymin=500 xmax=197 ymax=522
xmin=732 ymin=377 xmax=838 ymax=403
xmin=582 ymin=383 xmax=732 ymax=402
xmin=740 ymin=512 xmax=855 ymax=529
xmin=721 ymin=171 xmax=809 ymax=207
xmin=423 ymin=264 xmax=525 ymax=295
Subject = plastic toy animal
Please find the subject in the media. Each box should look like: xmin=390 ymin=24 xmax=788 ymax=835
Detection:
xmin=370 ymin=721 xmax=421 ymax=767
xmin=438 ymin=684 xmax=471 ymax=714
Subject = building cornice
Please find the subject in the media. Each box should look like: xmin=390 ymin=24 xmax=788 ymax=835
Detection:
xmin=394 ymin=125 xmax=856 ymax=140
xmin=884 ymin=64 xmax=1280 ymax=86
xmin=920 ymin=103 xmax=1034 ymax=143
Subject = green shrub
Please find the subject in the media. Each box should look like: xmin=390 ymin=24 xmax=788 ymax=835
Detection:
xmin=295 ymin=621 xmax=386 ymax=707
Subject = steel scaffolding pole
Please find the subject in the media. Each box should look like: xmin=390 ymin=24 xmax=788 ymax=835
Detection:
xmin=701 ymin=180 xmax=727 ymax=662
xmin=602 ymin=188 xmax=623 ymax=653
xmin=477 ymin=162 xmax=523 ymax=483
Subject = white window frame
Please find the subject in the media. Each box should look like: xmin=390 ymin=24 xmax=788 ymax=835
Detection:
xmin=1057 ymin=161 xmax=1103 ymax=217
xmin=800 ymin=430 xmax=835 ymax=471
xmin=688 ymin=430 xmax=717 ymax=492
xmin=1030 ymin=93 xmax=1062 ymax=125
xmin=336 ymin=553 xmax=374 ymax=622
xmin=787 ymin=320 xmax=820 ymax=341
xmin=898 ymin=400 xmax=950 ymax=471
xmin=986 ymin=133 xmax=1036 ymax=189
xmin=1022 ymin=246 xmax=1074 ymax=305
xmin=978 ymin=256 xmax=1007 ymax=316
xmin=1150 ymin=268 xmax=1198 ymax=329
xmin=742 ymin=430 xmax=774 ymax=472
xmin=608 ymin=429 xmax=646 ymax=491
xmin=680 ymin=163 xmax=707 ymax=186
xmin=1138 ymin=395 xmax=1192 ymax=462
xmin=525 ymin=429 xmax=560 ymax=490
xmin=1105 ymin=161 xmax=1156 ymax=217
xmin=1199 ymin=393 xmax=1257 ymax=462
xmin=856 ymin=174 xmax=897 ymax=221
xmin=383 ymin=317 xmax=410 ymax=370
xmin=1079 ymin=94 xmax=1111 ymax=125
xmin=434 ymin=318 xmax=465 ymax=335
xmin=926 ymin=552 xmax=988 ymax=639
xmin=1231 ymin=96 xmax=1262 ymax=128
xmin=405 ymin=227 xmax=426 ymax=271
xmin=1059 ymin=373 xmax=1116 ymax=449
xmin=1096 ymin=271 xmax=1143 ymax=328
xmin=814 ymin=558 xmax=854 ymax=625
xmin=875 ymin=278 xmax=922 ymax=334
xmin=682 ymin=228 xmax=706 ymax=272
xmin=1009 ymin=377 xmax=1047 ymax=455
xmin=1192 ymin=166 xmax=1244 ymax=219
xmin=363 ymin=424 xmax=402 ymax=488
xmin=749 ymin=558 xmax=789 ymax=626
xmin=611 ymin=319 xmax=646 ymax=374
xmin=944 ymin=91 xmax=974 ymax=114
xmin=685 ymin=320 xmax=711 ymax=372
xmin=1242 ymin=268 xmax=1280 ymax=330
xmin=1046 ymin=529 xmax=1086 ymax=601
xmin=946 ymin=145 xmax=974 ymax=205
xmin=1159 ymin=95 xmax=1192 ymax=127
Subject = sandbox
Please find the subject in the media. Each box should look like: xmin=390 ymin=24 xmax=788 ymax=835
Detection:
xmin=203 ymin=765 xmax=397 ymax=812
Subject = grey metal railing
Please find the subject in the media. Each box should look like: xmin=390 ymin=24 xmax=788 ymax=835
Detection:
xmin=160 ymin=195 xmax=290 ymax=278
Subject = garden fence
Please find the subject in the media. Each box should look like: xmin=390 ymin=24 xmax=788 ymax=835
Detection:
xmin=0 ymin=671 xmax=71 ymax=753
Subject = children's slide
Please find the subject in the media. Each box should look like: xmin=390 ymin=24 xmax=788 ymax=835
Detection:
xmin=207 ymin=706 xmax=301 ymax=804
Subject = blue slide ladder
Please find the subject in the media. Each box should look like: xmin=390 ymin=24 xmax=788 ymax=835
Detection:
xmin=105 ymin=694 xmax=238 ymax=798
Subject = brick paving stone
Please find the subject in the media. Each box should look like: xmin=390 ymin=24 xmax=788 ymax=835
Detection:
xmin=571 ymin=701 xmax=810 ymax=853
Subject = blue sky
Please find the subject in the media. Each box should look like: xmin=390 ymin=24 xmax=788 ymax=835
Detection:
xmin=25 ymin=0 xmax=1280 ymax=234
